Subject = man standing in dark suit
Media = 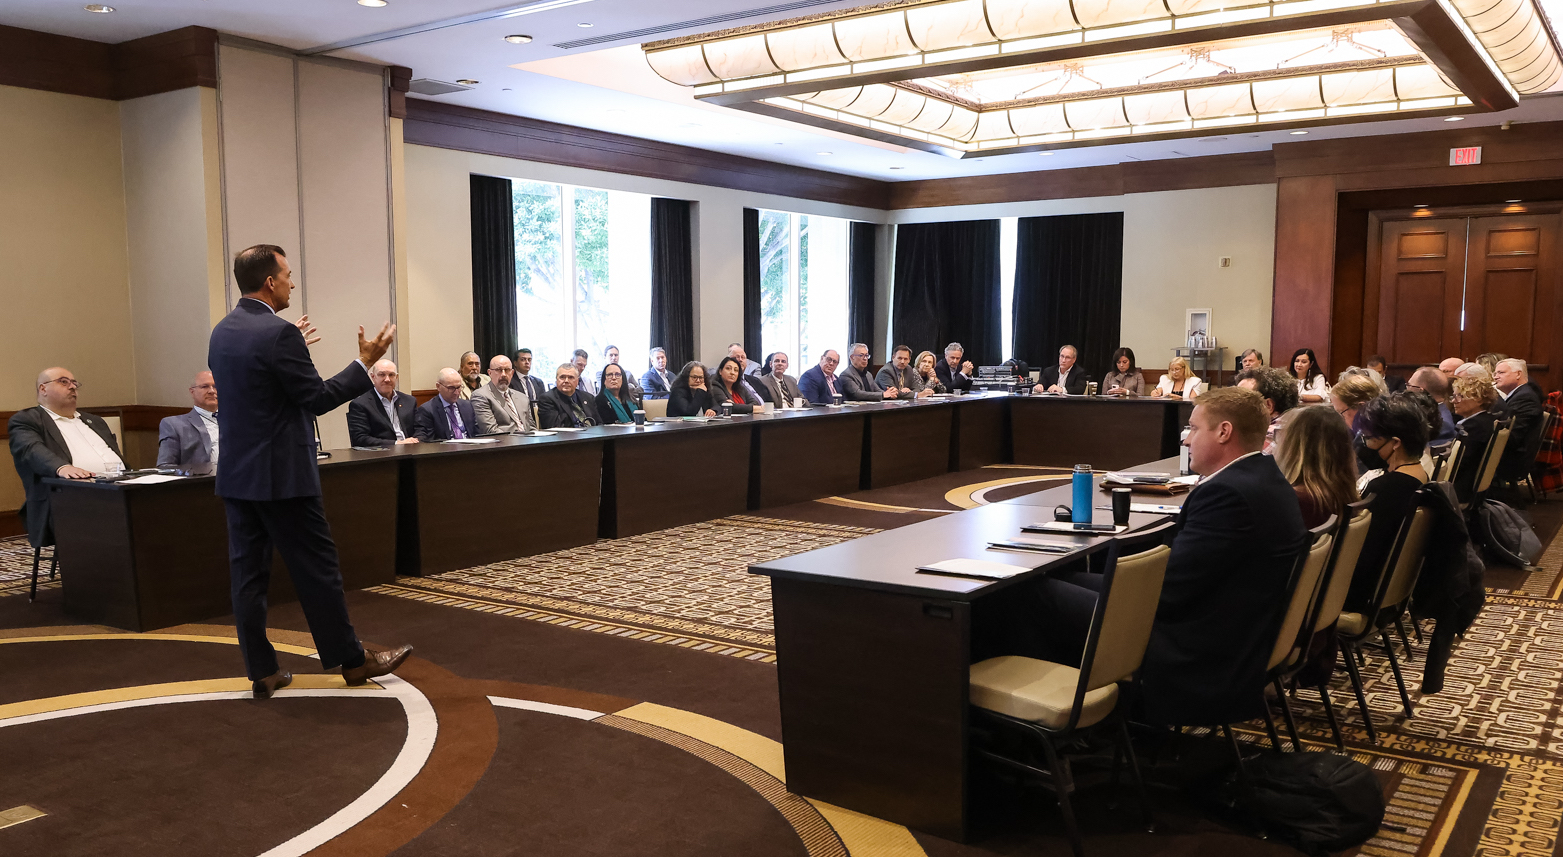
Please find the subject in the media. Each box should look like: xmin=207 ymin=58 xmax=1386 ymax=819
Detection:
xmin=1033 ymin=344 xmax=1089 ymax=394
xmin=8 ymin=367 xmax=123 ymax=559
xmin=935 ymin=342 xmax=974 ymax=393
xmin=209 ymin=244 xmax=410 ymax=698
xmin=413 ymin=369 xmax=478 ymax=441
xmin=346 ymin=359 xmax=418 ymax=447
xmin=537 ymin=363 xmax=600 ymax=428
xmin=1495 ymin=357 xmax=1544 ymax=480
xmin=1020 ymin=387 xmax=1304 ymax=727
xmin=157 ymin=370 xmax=221 ymax=471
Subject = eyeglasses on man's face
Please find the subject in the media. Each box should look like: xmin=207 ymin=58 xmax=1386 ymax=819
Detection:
xmin=48 ymin=378 xmax=82 ymax=390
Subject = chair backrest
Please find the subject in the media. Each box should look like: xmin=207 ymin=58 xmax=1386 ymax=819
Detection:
xmin=1434 ymin=439 xmax=1461 ymax=482
xmin=1080 ymin=543 xmax=1172 ymax=693
xmin=1310 ymin=507 xmax=1374 ymax=634
xmin=643 ymin=397 xmax=669 ymax=420
xmin=1379 ymin=502 xmax=1436 ymax=609
xmin=101 ymin=414 xmax=124 ymax=452
xmin=1268 ymin=527 xmax=1336 ymax=670
xmin=1475 ymin=427 xmax=1511 ymax=495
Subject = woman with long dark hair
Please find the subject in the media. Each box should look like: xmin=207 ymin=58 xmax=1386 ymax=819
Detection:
xmin=1103 ymin=347 xmax=1145 ymax=396
xmin=1292 ymin=347 xmax=1330 ymax=403
xmin=594 ymin=363 xmax=640 ymax=424
xmin=668 ymin=361 xmax=717 ymax=417
xmin=709 ymin=356 xmax=758 ymax=414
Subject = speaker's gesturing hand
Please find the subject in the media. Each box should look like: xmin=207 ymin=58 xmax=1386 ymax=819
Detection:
xmin=358 ymin=322 xmax=396 ymax=366
xmin=295 ymin=315 xmax=321 ymax=346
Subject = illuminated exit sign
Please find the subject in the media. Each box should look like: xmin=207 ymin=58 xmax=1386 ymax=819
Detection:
xmin=1450 ymin=146 xmax=1482 ymax=166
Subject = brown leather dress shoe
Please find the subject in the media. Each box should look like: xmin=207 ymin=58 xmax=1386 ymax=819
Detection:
xmin=342 ymin=644 xmax=413 ymax=686
xmin=252 ymin=670 xmax=293 ymax=699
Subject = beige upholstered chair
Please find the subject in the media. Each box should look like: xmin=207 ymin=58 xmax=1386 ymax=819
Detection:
xmin=1468 ymin=424 xmax=1511 ymax=508
xmin=969 ymin=536 xmax=1172 ymax=857
xmin=1432 ymin=439 xmax=1462 ymax=482
xmin=642 ymin=397 xmax=669 ymax=420
xmin=1337 ymin=499 xmax=1436 ymax=739
xmin=1262 ymin=520 xmax=1336 ymax=751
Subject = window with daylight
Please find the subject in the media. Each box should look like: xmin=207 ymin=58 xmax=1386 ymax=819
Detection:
xmin=757 ymin=209 xmax=850 ymax=369
xmin=513 ymin=180 xmax=652 ymax=381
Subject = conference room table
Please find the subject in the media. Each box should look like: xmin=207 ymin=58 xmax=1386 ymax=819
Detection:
xmin=41 ymin=392 xmax=1194 ymax=636
xmin=750 ymin=456 xmax=1192 ymax=843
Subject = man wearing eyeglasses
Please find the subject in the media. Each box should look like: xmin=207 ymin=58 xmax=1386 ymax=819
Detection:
xmin=157 ymin=370 xmax=221 ymax=471
xmin=8 ymin=367 xmax=124 ymax=554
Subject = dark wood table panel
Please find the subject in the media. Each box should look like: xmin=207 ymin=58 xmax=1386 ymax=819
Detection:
xmin=751 ymin=413 xmax=865 ymax=508
xmin=405 ymin=440 xmax=604 ymax=575
xmin=773 ymin=577 xmax=970 ymax=842
xmin=1011 ymin=397 xmax=1191 ymax=470
xmin=867 ymin=404 xmax=954 ymax=488
xmin=605 ymin=423 xmax=751 ymax=537
xmin=953 ymin=396 xmax=1007 ymax=470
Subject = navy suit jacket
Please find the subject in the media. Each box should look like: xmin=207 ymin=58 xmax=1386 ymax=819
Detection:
xmin=1039 ymin=364 xmax=1089 ymax=394
xmin=157 ymin=409 xmax=215 ymax=470
xmin=208 ymin=298 xmax=371 ymax=501
xmin=640 ymin=368 xmax=675 ymax=394
xmin=798 ymin=365 xmax=836 ymax=405
xmin=935 ymin=360 xmax=973 ymax=392
xmin=346 ymin=389 xmax=416 ymax=447
xmin=1138 ymin=452 xmax=1306 ymax=726
xmin=414 ymin=396 xmax=477 ymax=441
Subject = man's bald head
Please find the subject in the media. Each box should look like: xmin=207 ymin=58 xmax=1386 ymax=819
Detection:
xmin=190 ymin=370 xmax=218 ymax=411
xmin=36 ymin=367 xmax=78 ymax=414
xmin=1409 ymin=366 xmax=1450 ymax=402
xmin=1438 ymin=358 xmax=1463 ymax=377
xmin=436 ymin=368 xmax=464 ymax=403
xmin=371 ymin=359 xmax=399 ymax=397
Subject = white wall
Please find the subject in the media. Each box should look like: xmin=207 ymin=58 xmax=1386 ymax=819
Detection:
xmin=889 ymin=184 xmax=1278 ymax=371
xmin=121 ymin=87 xmax=226 ymax=407
xmin=402 ymin=143 xmax=886 ymax=389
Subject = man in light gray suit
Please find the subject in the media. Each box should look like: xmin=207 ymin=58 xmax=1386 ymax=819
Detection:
xmin=158 ymin=370 xmax=221 ymax=471
xmin=471 ymin=354 xmax=534 ymax=434
xmin=754 ymin=352 xmax=803 ymax=407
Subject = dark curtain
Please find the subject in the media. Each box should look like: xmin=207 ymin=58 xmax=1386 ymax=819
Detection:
xmin=742 ymin=208 xmax=762 ymax=354
xmin=470 ymin=174 xmax=518 ymax=362
xmin=650 ymin=198 xmax=695 ymax=370
xmin=848 ymin=222 xmax=877 ymax=348
xmin=1012 ymin=213 xmax=1124 ymax=382
xmin=891 ymin=220 xmax=1002 ymax=365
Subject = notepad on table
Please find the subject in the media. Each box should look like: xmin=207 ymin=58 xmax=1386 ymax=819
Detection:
xmin=916 ymin=558 xmax=1033 ymax=580
xmin=986 ymin=535 xmax=1077 ymax=555
xmin=444 ymin=437 xmax=500 ymax=444
xmin=1130 ymin=503 xmax=1182 ymax=515
xmin=547 ymin=427 xmax=587 ymax=432
xmin=118 ymin=474 xmax=185 ymax=485
xmin=1023 ymin=521 xmax=1129 ymax=535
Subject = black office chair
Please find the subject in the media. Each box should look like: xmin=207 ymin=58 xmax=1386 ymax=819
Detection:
xmin=30 ymin=543 xmax=58 ymax=602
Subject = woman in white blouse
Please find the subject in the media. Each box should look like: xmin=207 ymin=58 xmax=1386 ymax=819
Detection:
xmin=1150 ymin=356 xmax=1203 ymax=400
xmin=1291 ymin=347 xmax=1330 ymax=403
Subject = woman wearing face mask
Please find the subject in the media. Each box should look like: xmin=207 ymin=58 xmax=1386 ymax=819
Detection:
xmin=1343 ymin=393 xmax=1429 ymax=613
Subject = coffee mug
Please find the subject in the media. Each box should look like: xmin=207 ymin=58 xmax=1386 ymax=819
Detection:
xmin=632 ymin=409 xmax=645 ymax=426
xmin=832 ymin=393 xmax=844 ymax=406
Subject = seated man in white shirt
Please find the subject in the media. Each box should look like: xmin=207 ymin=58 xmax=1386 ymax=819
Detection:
xmin=8 ymin=367 xmax=125 ymax=550
xmin=157 ymin=370 xmax=222 ymax=470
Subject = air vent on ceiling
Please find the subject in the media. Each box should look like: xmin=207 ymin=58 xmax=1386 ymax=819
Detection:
xmin=409 ymin=78 xmax=472 ymax=96
xmin=553 ymin=0 xmax=846 ymax=50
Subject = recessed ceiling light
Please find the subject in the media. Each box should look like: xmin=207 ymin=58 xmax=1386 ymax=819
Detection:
xmin=1290 ymin=130 xmax=1308 ymax=135
xmin=84 ymin=3 xmax=114 ymax=10
xmin=1444 ymin=116 xmax=1465 ymax=121
xmin=357 ymin=0 xmax=387 ymax=6
xmin=1414 ymin=204 xmax=1429 ymax=208
xmin=456 ymin=79 xmax=479 ymax=85
xmin=504 ymin=34 xmax=533 ymax=44
xmin=577 ymin=22 xmax=593 ymax=27
xmin=888 ymin=166 xmax=905 ymax=170
xmin=1507 ymin=199 xmax=1522 ymax=203
xmin=1038 ymin=151 xmax=1054 ymax=156
xmin=816 ymin=151 xmax=832 ymax=156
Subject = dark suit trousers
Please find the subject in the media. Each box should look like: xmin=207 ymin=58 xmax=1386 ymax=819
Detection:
xmin=225 ymin=497 xmax=365 ymax=679
xmin=1006 ymin=570 xmax=1102 ymax=667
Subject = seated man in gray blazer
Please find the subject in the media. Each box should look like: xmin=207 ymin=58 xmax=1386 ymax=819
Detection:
xmin=471 ymin=354 xmax=535 ymax=434
xmin=157 ymin=370 xmax=222 ymax=470
xmin=753 ymin=352 xmax=802 ymax=407
xmin=345 ymin=359 xmax=418 ymax=447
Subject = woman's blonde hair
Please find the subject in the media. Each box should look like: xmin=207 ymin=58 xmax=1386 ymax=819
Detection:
xmin=914 ymin=350 xmax=937 ymax=373
xmin=1452 ymin=375 xmax=1499 ymax=408
xmin=1276 ymin=405 xmax=1360 ymax=516
xmin=1330 ymin=374 xmax=1380 ymax=410
xmin=1167 ymin=356 xmax=1189 ymax=380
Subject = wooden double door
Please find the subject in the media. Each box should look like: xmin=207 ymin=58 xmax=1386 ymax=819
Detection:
xmin=1375 ymin=208 xmax=1561 ymax=389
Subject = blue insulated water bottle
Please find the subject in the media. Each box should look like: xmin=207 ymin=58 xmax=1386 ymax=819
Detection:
xmin=1072 ymin=464 xmax=1093 ymax=523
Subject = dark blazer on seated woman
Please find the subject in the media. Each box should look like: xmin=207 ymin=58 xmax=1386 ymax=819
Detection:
xmin=595 ymin=388 xmax=639 ymax=424
xmin=709 ymin=380 xmax=756 ymax=414
xmin=668 ymin=385 xmax=714 ymax=416
xmin=1452 ymin=409 xmax=1500 ymax=502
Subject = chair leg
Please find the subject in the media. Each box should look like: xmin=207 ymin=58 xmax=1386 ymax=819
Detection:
xmin=1117 ymin=717 xmax=1156 ymax=833
xmin=48 ymin=549 xmax=57 ymax=580
xmin=1038 ymin=734 xmax=1085 ymax=857
xmin=1341 ymin=644 xmax=1379 ymax=745
xmin=1316 ymin=682 xmax=1345 ymax=752
xmin=1260 ymin=699 xmax=1284 ymax=753
xmin=1381 ymin=630 xmax=1416 ymax=718
xmin=1221 ymin=725 xmax=1267 ymax=840
xmin=1411 ymin=617 xmax=1425 ymax=646
xmin=1274 ymin=678 xmax=1302 ymax=752
xmin=1394 ymin=615 xmax=1415 ymax=660
xmin=30 ymin=546 xmax=41 ymax=602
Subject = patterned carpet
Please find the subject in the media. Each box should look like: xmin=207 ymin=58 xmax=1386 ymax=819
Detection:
xmin=0 ymin=537 xmax=55 ymax=598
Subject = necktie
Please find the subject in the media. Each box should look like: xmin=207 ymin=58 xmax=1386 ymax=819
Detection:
xmin=502 ymin=390 xmax=521 ymax=429
xmin=446 ymin=402 xmax=465 ymax=439
xmin=827 ymin=374 xmax=837 ymax=395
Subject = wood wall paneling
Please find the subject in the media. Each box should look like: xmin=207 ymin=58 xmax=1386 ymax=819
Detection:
xmin=1272 ymin=175 xmax=1340 ymax=371
xmin=0 ymin=23 xmax=216 ymax=101
xmin=1375 ymin=218 xmax=1467 ymax=367
xmin=1274 ymin=121 xmax=1563 ymax=182
xmin=389 ymin=64 xmax=411 ymax=119
xmin=403 ymin=100 xmax=892 ymax=210
xmin=113 ymin=26 xmax=218 ymax=100
xmin=1331 ymin=206 xmax=1370 ymax=370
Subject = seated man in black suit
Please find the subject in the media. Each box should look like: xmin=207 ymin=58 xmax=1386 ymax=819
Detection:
xmin=1032 ymin=344 xmax=1089 ymax=394
xmin=346 ymin=359 xmax=418 ymax=447
xmin=8 ymin=367 xmax=124 ymax=557
xmin=1494 ymin=357 xmax=1544 ymax=481
xmin=936 ymin=342 xmax=974 ymax=393
xmin=158 ymin=370 xmax=221 ymax=471
xmin=538 ymin=363 xmax=600 ymax=429
xmin=1368 ymin=355 xmax=1407 ymax=393
xmin=413 ymin=368 xmax=478 ymax=441
xmin=1021 ymin=387 xmax=1305 ymax=727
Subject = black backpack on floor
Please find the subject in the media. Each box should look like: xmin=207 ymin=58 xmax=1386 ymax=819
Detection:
xmin=1237 ymin=751 xmax=1385 ymax=856
xmin=1473 ymin=498 xmax=1543 ymax=567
